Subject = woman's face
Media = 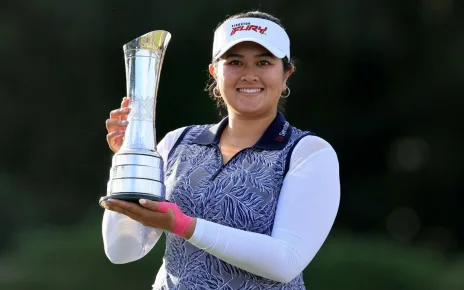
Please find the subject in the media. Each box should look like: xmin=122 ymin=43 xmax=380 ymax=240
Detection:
xmin=209 ymin=41 xmax=293 ymax=118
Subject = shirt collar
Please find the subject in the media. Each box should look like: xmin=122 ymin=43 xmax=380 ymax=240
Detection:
xmin=192 ymin=112 xmax=293 ymax=150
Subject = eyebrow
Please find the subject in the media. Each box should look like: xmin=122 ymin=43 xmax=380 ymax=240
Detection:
xmin=224 ymin=52 xmax=274 ymax=58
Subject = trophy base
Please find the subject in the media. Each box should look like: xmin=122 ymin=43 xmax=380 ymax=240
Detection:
xmin=99 ymin=193 xmax=166 ymax=208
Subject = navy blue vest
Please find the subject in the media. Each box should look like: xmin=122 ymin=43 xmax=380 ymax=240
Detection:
xmin=159 ymin=112 xmax=313 ymax=289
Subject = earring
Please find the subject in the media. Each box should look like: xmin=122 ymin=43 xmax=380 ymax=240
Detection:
xmin=213 ymin=86 xmax=221 ymax=98
xmin=281 ymin=87 xmax=291 ymax=99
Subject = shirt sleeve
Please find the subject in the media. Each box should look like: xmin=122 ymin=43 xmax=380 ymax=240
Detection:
xmin=187 ymin=135 xmax=341 ymax=283
xmin=102 ymin=126 xmax=187 ymax=264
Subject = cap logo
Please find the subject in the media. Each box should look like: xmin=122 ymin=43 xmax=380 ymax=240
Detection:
xmin=231 ymin=22 xmax=267 ymax=36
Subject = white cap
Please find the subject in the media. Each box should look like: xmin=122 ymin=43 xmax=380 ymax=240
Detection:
xmin=212 ymin=17 xmax=290 ymax=61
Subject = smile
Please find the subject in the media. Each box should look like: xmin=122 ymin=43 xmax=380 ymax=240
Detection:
xmin=237 ymin=88 xmax=264 ymax=94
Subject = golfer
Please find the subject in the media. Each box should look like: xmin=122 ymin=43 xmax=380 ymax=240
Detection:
xmin=102 ymin=10 xmax=340 ymax=290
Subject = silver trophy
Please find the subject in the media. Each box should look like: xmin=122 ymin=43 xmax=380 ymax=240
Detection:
xmin=100 ymin=30 xmax=171 ymax=205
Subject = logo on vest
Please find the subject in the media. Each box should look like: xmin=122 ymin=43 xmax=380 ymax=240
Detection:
xmin=231 ymin=22 xmax=268 ymax=36
xmin=275 ymin=121 xmax=289 ymax=142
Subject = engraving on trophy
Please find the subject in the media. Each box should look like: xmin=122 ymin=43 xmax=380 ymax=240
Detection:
xmin=128 ymin=96 xmax=155 ymax=122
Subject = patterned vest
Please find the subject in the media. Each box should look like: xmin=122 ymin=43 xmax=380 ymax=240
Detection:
xmin=157 ymin=112 xmax=313 ymax=289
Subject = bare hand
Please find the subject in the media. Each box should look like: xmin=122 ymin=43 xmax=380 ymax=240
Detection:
xmin=106 ymin=97 xmax=131 ymax=153
xmin=102 ymin=198 xmax=176 ymax=232
xmin=102 ymin=199 xmax=197 ymax=239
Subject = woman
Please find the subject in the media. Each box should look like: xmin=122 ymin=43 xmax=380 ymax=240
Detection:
xmin=102 ymin=11 xmax=340 ymax=290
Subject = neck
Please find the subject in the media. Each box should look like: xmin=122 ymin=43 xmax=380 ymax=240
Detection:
xmin=224 ymin=111 xmax=278 ymax=148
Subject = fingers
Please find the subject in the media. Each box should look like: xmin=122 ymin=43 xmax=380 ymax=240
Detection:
xmin=106 ymin=118 xmax=129 ymax=133
xmin=109 ymin=107 xmax=131 ymax=121
xmin=106 ymin=130 xmax=125 ymax=152
xmin=105 ymin=97 xmax=131 ymax=153
xmin=107 ymin=97 xmax=130 ymax=133
xmin=139 ymin=199 xmax=160 ymax=211
xmin=109 ymin=96 xmax=131 ymax=120
xmin=103 ymin=199 xmax=140 ymax=218
xmin=103 ymin=199 xmax=168 ymax=228
xmin=121 ymin=96 xmax=130 ymax=108
xmin=109 ymin=199 xmax=137 ymax=213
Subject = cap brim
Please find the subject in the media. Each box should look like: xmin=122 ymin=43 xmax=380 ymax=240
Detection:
xmin=214 ymin=38 xmax=286 ymax=60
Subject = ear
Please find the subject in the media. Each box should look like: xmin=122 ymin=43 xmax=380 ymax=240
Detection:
xmin=209 ymin=63 xmax=216 ymax=79
xmin=282 ymin=64 xmax=294 ymax=88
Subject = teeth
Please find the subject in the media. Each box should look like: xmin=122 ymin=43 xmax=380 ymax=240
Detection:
xmin=239 ymin=89 xmax=262 ymax=93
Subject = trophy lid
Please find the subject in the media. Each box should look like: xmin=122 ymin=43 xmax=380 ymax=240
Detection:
xmin=123 ymin=30 xmax=171 ymax=53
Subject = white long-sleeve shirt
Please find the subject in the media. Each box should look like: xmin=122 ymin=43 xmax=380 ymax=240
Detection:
xmin=102 ymin=126 xmax=340 ymax=283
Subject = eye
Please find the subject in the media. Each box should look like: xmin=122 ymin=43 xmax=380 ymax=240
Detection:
xmin=228 ymin=60 xmax=242 ymax=65
xmin=258 ymin=60 xmax=271 ymax=66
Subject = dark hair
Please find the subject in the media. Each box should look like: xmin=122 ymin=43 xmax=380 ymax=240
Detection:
xmin=205 ymin=10 xmax=295 ymax=115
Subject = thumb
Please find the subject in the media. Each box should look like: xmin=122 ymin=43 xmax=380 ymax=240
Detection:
xmin=139 ymin=199 xmax=159 ymax=210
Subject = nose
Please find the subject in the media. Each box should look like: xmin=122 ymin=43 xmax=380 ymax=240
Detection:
xmin=240 ymin=67 xmax=259 ymax=82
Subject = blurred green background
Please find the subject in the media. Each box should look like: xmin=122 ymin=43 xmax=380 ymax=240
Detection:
xmin=1 ymin=0 xmax=463 ymax=289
